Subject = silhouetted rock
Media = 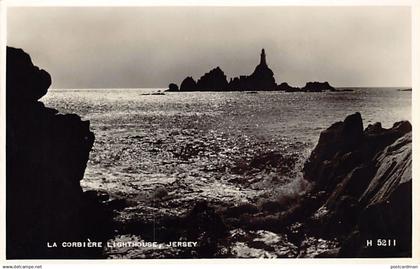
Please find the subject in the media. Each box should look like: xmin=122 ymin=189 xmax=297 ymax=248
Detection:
xmin=277 ymin=82 xmax=301 ymax=92
xmin=246 ymin=49 xmax=277 ymax=90
xmin=303 ymin=112 xmax=412 ymax=257
xmin=196 ymin=66 xmax=228 ymax=91
xmin=167 ymin=83 xmax=179 ymax=91
xmin=180 ymin=76 xmax=197 ymax=91
xmin=302 ymin=81 xmax=335 ymax=92
xmin=228 ymin=49 xmax=277 ymax=91
xmin=6 ymin=47 xmax=51 ymax=105
xmin=172 ymin=50 xmax=338 ymax=92
xmin=175 ymin=49 xmax=277 ymax=91
xmin=6 ymin=47 xmax=105 ymax=259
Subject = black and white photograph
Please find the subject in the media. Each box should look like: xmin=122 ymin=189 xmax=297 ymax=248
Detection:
xmin=1 ymin=0 xmax=418 ymax=265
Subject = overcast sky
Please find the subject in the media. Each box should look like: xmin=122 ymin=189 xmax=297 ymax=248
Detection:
xmin=7 ymin=6 xmax=411 ymax=88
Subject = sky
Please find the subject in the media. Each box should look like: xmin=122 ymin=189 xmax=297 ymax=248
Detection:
xmin=7 ymin=6 xmax=411 ymax=88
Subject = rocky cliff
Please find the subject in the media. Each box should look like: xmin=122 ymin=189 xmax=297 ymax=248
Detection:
xmin=6 ymin=47 xmax=107 ymax=259
xmin=303 ymin=112 xmax=412 ymax=257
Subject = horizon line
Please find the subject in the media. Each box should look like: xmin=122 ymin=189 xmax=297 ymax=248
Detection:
xmin=48 ymin=86 xmax=413 ymax=90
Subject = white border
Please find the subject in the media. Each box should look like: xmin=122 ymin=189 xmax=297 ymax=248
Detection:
xmin=0 ymin=0 xmax=7 ymax=265
xmin=1 ymin=0 xmax=419 ymax=267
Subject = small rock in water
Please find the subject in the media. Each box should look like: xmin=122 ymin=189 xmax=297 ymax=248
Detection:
xmin=152 ymin=186 xmax=169 ymax=200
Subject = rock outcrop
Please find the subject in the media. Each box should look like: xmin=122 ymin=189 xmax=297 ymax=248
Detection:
xmin=170 ymin=50 xmax=338 ymax=93
xmin=179 ymin=76 xmax=197 ymax=91
xmin=6 ymin=47 xmax=106 ymax=259
xmin=276 ymin=82 xmax=300 ymax=92
xmin=173 ymin=49 xmax=277 ymax=91
xmin=166 ymin=83 xmax=179 ymax=92
xmin=228 ymin=49 xmax=277 ymax=91
xmin=196 ymin=66 xmax=228 ymax=91
xmin=245 ymin=48 xmax=277 ymax=90
xmin=303 ymin=112 xmax=412 ymax=257
xmin=301 ymin=81 xmax=335 ymax=92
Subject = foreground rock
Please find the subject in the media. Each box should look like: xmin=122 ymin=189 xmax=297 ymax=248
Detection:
xmin=6 ymin=47 xmax=109 ymax=258
xmin=303 ymin=112 xmax=412 ymax=257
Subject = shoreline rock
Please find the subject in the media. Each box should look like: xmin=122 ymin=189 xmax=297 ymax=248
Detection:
xmin=302 ymin=112 xmax=412 ymax=257
xmin=6 ymin=47 xmax=109 ymax=259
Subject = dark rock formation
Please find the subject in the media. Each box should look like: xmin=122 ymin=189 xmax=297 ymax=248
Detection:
xmin=276 ymin=82 xmax=301 ymax=92
xmin=276 ymin=81 xmax=336 ymax=92
xmin=228 ymin=49 xmax=277 ymax=91
xmin=180 ymin=67 xmax=228 ymax=91
xmin=166 ymin=83 xmax=179 ymax=91
xmin=176 ymin=49 xmax=277 ymax=91
xmin=246 ymin=49 xmax=277 ymax=90
xmin=303 ymin=112 xmax=412 ymax=257
xmin=227 ymin=76 xmax=248 ymax=91
xmin=196 ymin=66 xmax=228 ymax=91
xmin=179 ymin=76 xmax=197 ymax=91
xmin=172 ymin=50 xmax=339 ymax=93
xmin=6 ymin=47 xmax=107 ymax=259
xmin=302 ymin=81 xmax=335 ymax=92
xmin=6 ymin=48 xmax=51 ymax=104
xmin=182 ymin=201 xmax=229 ymax=257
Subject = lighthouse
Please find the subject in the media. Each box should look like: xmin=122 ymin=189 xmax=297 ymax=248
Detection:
xmin=260 ymin=48 xmax=267 ymax=66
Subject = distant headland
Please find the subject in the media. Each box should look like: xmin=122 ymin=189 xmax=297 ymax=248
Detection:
xmin=167 ymin=49 xmax=336 ymax=92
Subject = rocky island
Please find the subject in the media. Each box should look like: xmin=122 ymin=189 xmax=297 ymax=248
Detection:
xmin=167 ymin=49 xmax=336 ymax=92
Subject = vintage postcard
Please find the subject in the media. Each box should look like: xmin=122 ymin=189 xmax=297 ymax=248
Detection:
xmin=0 ymin=0 xmax=419 ymax=267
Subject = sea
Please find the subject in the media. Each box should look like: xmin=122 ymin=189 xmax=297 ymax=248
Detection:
xmin=41 ymin=87 xmax=411 ymax=258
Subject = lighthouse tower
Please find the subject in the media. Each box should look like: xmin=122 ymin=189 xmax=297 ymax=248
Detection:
xmin=260 ymin=48 xmax=267 ymax=66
